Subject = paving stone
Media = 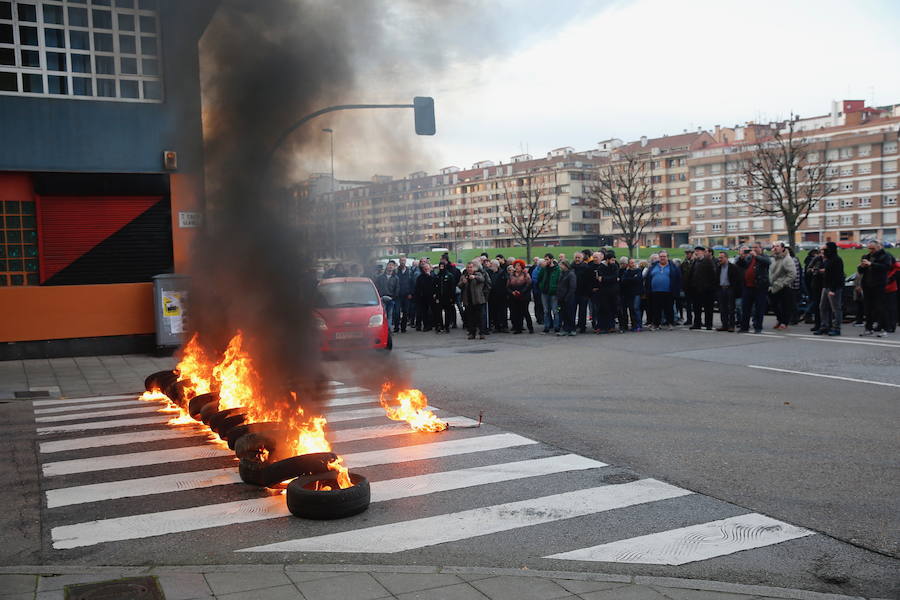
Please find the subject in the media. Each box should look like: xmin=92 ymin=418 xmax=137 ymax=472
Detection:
xmin=156 ymin=572 xmax=214 ymax=599
xmin=445 ymin=572 xmax=497 ymax=582
xmin=470 ymin=575 xmax=571 ymax=600
xmin=0 ymin=593 xmax=35 ymax=600
xmin=652 ymin=587 xmax=758 ymax=600
xmin=35 ymin=591 xmax=64 ymax=600
xmin=396 ymin=582 xmax=489 ymax=600
xmin=553 ymin=579 xmax=629 ymax=594
xmin=284 ymin=571 xmax=348 ymax=584
xmin=294 ymin=572 xmax=392 ymax=600
xmin=218 ymin=585 xmax=304 ymax=600
xmin=373 ymin=572 xmax=465 ymax=595
xmin=580 ymin=584 xmax=670 ymax=600
xmin=37 ymin=573 xmax=130 ymax=592
xmin=205 ymin=571 xmax=293 ymax=595
xmin=0 ymin=574 xmax=36 ymax=594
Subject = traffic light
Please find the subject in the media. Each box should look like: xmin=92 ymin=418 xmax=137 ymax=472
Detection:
xmin=413 ymin=96 xmax=435 ymax=136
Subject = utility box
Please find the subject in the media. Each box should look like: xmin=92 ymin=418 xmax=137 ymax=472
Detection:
xmin=153 ymin=274 xmax=190 ymax=348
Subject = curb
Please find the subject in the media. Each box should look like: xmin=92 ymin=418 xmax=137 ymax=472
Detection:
xmin=0 ymin=564 xmax=878 ymax=600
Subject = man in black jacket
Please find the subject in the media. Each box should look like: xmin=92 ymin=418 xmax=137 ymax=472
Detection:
xmin=594 ymin=250 xmax=621 ymax=333
xmin=689 ymin=246 xmax=717 ymax=330
xmin=817 ymin=241 xmax=845 ymax=336
xmin=573 ymin=252 xmax=593 ymax=333
xmin=715 ymin=251 xmax=741 ymax=331
xmin=394 ymin=256 xmax=415 ymax=333
xmin=858 ymin=240 xmax=895 ymax=337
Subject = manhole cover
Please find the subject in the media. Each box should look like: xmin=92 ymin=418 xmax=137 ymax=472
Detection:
xmin=65 ymin=576 xmax=163 ymax=600
xmin=455 ymin=348 xmax=495 ymax=354
xmin=602 ymin=472 xmax=640 ymax=485
xmin=14 ymin=390 xmax=51 ymax=398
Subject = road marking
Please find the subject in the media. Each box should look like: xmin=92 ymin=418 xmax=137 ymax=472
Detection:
xmin=43 ymin=430 xmax=527 ymax=506
xmin=37 ymin=416 xmax=173 ymax=434
xmin=323 ymin=406 xmax=393 ymax=422
xmin=330 ymin=417 xmax=477 ymax=443
xmin=239 ymin=478 xmax=692 ymax=553
xmin=34 ymin=400 xmax=154 ymax=415
xmin=42 ymin=445 xmax=236 ymax=477
xmin=783 ymin=334 xmax=900 ymax=349
xmin=546 ymin=513 xmax=814 ymax=565
xmin=49 ymin=454 xmax=606 ymax=549
xmin=45 ymin=468 xmax=242 ymax=508
xmin=786 ymin=332 xmax=900 ymax=346
xmin=34 ymin=405 xmax=164 ymax=423
xmin=322 ymin=395 xmax=378 ymax=408
xmin=342 ymin=433 xmax=536 ymax=468
xmin=40 ymin=428 xmax=204 ymax=454
xmin=330 ymin=386 xmax=367 ymax=396
xmin=32 ymin=395 xmax=138 ymax=407
xmin=748 ymin=365 xmax=900 ymax=388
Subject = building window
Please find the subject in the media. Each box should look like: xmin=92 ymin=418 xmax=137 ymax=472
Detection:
xmin=695 ymin=180 xmax=705 ymax=191
xmin=695 ymin=210 xmax=705 ymax=218
xmin=841 ymin=182 xmax=854 ymax=192
xmin=859 ymin=197 xmax=871 ymax=208
xmin=710 ymin=194 xmax=721 ymax=204
xmin=695 ymin=223 xmax=705 ymax=233
xmin=840 ymin=215 xmax=853 ymax=225
xmin=808 ymin=216 xmax=820 ymax=227
xmin=858 ymin=163 xmax=872 ymax=175
xmin=858 ymin=214 xmax=871 ymax=225
xmin=885 ymin=195 xmax=897 ymax=207
xmin=858 ymin=144 xmax=871 ymax=157
xmin=886 ymin=179 xmax=898 ymax=190
xmin=711 ymin=164 xmax=721 ymax=174
xmin=885 ymin=161 xmax=898 ymax=173
xmin=825 ymin=199 xmax=838 ymax=210
xmin=753 ymin=220 xmax=764 ymax=230
xmin=727 ymin=222 xmax=737 ymax=231
xmin=840 ymin=166 xmax=853 ymax=176
xmin=807 ymin=151 xmax=819 ymax=163
xmin=711 ymin=223 xmax=722 ymax=232
xmin=826 ymin=216 xmax=839 ymax=226
xmin=1 ymin=198 xmax=39 ymax=286
xmin=839 ymin=147 xmax=854 ymax=159
xmin=840 ymin=198 xmax=854 ymax=208
xmin=0 ymin=0 xmax=162 ymax=102
xmin=694 ymin=166 xmax=705 ymax=176
xmin=884 ymin=141 xmax=898 ymax=154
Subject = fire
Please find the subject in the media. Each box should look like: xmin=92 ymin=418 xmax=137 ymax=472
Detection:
xmin=212 ymin=331 xmax=260 ymax=412
xmin=328 ymin=456 xmax=352 ymax=489
xmin=379 ymin=383 xmax=448 ymax=432
xmin=140 ymin=390 xmax=170 ymax=403
xmin=175 ymin=333 xmax=213 ymax=399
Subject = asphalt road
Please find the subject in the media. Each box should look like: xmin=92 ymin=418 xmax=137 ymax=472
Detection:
xmin=0 ymin=320 xmax=897 ymax=598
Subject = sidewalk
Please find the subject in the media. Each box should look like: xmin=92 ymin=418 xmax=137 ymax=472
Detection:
xmin=0 ymin=564 xmax=883 ymax=600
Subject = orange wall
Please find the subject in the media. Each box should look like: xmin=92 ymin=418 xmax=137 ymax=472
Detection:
xmin=0 ymin=283 xmax=154 ymax=342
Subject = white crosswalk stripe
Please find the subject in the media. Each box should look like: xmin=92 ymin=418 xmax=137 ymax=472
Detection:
xmin=30 ymin=382 xmax=816 ymax=565
xmin=545 ymin=513 xmax=814 ymax=565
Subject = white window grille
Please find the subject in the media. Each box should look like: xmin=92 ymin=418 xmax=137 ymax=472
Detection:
xmin=859 ymin=197 xmax=871 ymax=207
xmin=695 ymin=180 xmax=705 ymax=191
xmin=858 ymin=164 xmax=872 ymax=175
xmin=841 ymin=198 xmax=854 ymax=208
xmin=694 ymin=195 xmax=705 ymax=205
xmin=885 ymin=161 xmax=898 ymax=173
xmin=841 ymin=182 xmax=854 ymax=192
xmin=885 ymin=196 xmax=897 ymax=206
xmin=727 ymin=222 xmax=738 ymax=231
xmin=826 ymin=199 xmax=838 ymax=210
xmin=840 ymin=166 xmax=853 ymax=176
xmin=859 ymin=180 xmax=871 ymax=191
xmin=839 ymin=147 xmax=854 ymax=159
xmin=826 ymin=216 xmax=839 ymax=226
xmin=711 ymin=223 xmax=722 ymax=232
xmin=884 ymin=141 xmax=898 ymax=154
xmin=711 ymin=164 xmax=721 ymax=174
xmin=808 ymin=216 xmax=820 ymax=227
xmin=885 ymin=211 xmax=897 ymax=224
xmin=858 ymin=144 xmax=871 ymax=157
xmin=0 ymin=0 xmax=163 ymax=102
xmin=885 ymin=179 xmax=898 ymax=190
xmin=711 ymin=194 xmax=721 ymax=204
xmin=840 ymin=214 xmax=853 ymax=225
xmin=739 ymin=220 xmax=749 ymax=230
xmin=695 ymin=210 xmax=705 ymax=218
xmin=857 ymin=214 xmax=872 ymax=225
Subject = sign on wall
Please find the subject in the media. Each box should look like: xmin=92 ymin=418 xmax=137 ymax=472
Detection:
xmin=178 ymin=211 xmax=202 ymax=228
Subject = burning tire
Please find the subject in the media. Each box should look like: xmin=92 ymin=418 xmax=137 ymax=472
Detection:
xmin=234 ymin=431 xmax=290 ymax=462
xmin=286 ymin=472 xmax=370 ymax=520
xmin=223 ymin=422 xmax=281 ymax=448
xmin=165 ymin=379 xmax=192 ymax=408
xmin=145 ymin=370 xmax=178 ymax=393
xmin=188 ymin=393 xmax=218 ymax=420
xmin=208 ymin=407 xmax=246 ymax=433
xmin=238 ymin=452 xmax=337 ymax=487
xmin=198 ymin=401 xmax=222 ymax=424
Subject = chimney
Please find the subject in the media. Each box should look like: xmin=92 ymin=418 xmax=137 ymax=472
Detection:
xmin=640 ymin=136 xmax=648 ymax=147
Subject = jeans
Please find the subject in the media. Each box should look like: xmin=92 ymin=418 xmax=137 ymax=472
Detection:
xmin=575 ymin=295 xmax=590 ymax=332
xmin=542 ymin=293 xmax=559 ymax=331
xmin=819 ymin=288 xmax=842 ymax=332
xmin=634 ymin=295 xmax=643 ymax=327
xmin=718 ymin=287 xmax=736 ymax=330
xmin=740 ymin=286 xmax=768 ymax=332
xmin=533 ymin=290 xmax=544 ymax=324
xmin=383 ymin=299 xmax=396 ymax=329
xmin=394 ymin=296 xmax=412 ymax=331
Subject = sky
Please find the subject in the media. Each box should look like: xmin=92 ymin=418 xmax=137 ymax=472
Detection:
xmin=300 ymin=0 xmax=900 ymax=181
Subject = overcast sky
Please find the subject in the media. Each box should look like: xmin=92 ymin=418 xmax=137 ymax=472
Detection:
xmin=306 ymin=0 xmax=900 ymax=181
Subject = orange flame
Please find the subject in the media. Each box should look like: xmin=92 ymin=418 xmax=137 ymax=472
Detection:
xmin=379 ymin=383 xmax=448 ymax=432
xmin=212 ymin=331 xmax=261 ymax=412
xmin=327 ymin=456 xmax=352 ymax=489
xmin=175 ymin=333 xmax=213 ymax=399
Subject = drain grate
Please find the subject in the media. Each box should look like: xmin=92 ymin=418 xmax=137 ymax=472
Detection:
xmin=14 ymin=390 xmax=51 ymax=399
xmin=65 ymin=576 xmax=164 ymax=600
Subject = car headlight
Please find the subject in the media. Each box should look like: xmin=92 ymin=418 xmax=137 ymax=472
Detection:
xmin=315 ymin=316 xmax=328 ymax=330
xmin=368 ymin=314 xmax=384 ymax=327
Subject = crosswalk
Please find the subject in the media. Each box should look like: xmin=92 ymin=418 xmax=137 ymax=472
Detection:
xmin=31 ymin=381 xmax=815 ymax=565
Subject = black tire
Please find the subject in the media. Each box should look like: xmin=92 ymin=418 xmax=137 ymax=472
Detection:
xmin=208 ymin=407 xmax=245 ymax=433
xmin=286 ymin=472 xmax=370 ymax=519
xmin=144 ymin=370 xmax=178 ymax=393
xmin=198 ymin=401 xmax=221 ymax=425
xmin=188 ymin=393 xmax=219 ymax=420
xmin=386 ymin=332 xmax=393 ymax=351
xmin=238 ymin=452 xmax=337 ymax=487
xmin=224 ymin=421 xmax=281 ymax=449
xmin=234 ymin=431 xmax=290 ymax=461
xmin=214 ymin=413 xmax=247 ymax=437
xmin=165 ymin=379 xmax=191 ymax=408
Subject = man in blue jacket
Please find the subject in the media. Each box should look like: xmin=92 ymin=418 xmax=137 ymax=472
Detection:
xmin=644 ymin=250 xmax=682 ymax=331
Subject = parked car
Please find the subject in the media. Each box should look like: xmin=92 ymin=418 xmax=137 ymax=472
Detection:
xmin=711 ymin=245 xmax=730 ymax=251
xmin=796 ymin=241 xmax=821 ymax=251
xmin=836 ymin=241 xmax=863 ymax=249
xmin=314 ymin=278 xmax=391 ymax=353
xmin=883 ymin=241 xmax=895 ymax=248
xmin=678 ymin=243 xmax=694 ymax=250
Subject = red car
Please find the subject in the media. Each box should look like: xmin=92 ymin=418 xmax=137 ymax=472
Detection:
xmin=314 ymin=277 xmax=392 ymax=352
xmin=836 ymin=241 xmax=863 ymax=249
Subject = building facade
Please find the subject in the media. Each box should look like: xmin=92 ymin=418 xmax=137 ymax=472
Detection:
xmin=0 ymin=0 xmax=217 ymax=358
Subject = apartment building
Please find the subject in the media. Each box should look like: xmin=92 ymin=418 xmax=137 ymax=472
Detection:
xmin=688 ymin=104 xmax=900 ymax=247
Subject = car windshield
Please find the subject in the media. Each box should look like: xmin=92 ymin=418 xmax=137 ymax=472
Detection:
xmin=316 ymin=281 xmax=379 ymax=308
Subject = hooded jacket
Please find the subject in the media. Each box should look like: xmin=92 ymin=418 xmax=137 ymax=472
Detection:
xmin=821 ymin=246 xmax=845 ymax=292
xmin=858 ymin=248 xmax=895 ymax=289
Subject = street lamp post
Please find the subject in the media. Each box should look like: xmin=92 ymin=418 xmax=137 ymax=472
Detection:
xmin=322 ymin=127 xmax=336 ymax=258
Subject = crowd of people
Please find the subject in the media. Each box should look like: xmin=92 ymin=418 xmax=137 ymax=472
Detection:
xmin=328 ymin=240 xmax=898 ymax=341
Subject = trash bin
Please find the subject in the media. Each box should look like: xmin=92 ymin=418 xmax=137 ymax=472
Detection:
xmin=153 ymin=274 xmax=190 ymax=349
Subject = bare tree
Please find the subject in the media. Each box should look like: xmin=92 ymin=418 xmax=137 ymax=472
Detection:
xmin=736 ymin=117 xmax=835 ymax=249
xmin=501 ymin=169 xmax=558 ymax=261
xmin=393 ymin=200 xmax=420 ymax=255
xmin=585 ymin=153 xmax=657 ymax=257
